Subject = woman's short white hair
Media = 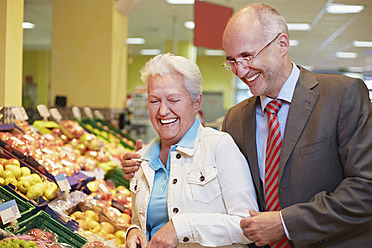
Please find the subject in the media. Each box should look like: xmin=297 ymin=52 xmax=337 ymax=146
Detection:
xmin=140 ymin=53 xmax=202 ymax=102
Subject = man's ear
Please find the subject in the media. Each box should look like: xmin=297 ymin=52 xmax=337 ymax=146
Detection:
xmin=278 ymin=33 xmax=290 ymax=54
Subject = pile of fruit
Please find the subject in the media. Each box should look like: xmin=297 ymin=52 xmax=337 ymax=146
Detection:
xmin=0 ymin=158 xmax=59 ymax=202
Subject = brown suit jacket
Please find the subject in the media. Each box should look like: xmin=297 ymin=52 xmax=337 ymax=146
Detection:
xmin=222 ymin=66 xmax=372 ymax=248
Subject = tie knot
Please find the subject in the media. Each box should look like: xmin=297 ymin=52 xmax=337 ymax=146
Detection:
xmin=266 ymin=99 xmax=283 ymax=115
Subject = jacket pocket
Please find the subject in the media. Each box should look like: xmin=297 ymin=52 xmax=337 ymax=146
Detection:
xmin=187 ymin=166 xmax=221 ymax=203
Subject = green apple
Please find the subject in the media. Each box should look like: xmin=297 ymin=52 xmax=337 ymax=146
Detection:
xmin=4 ymin=158 xmax=20 ymax=167
xmin=30 ymin=173 xmax=43 ymax=184
xmin=26 ymin=182 xmax=45 ymax=200
xmin=5 ymin=165 xmax=22 ymax=179
xmin=20 ymin=166 xmax=31 ymax=177
xmin=4 ymin=177 xmax=18 ymax=188
xmin=44 ymin=182 xmax=59 ymax=201
xmin=1 ymin=169 xmax=15 ymax=179
xmin=18 ymin=180 xmax=31 ymax=194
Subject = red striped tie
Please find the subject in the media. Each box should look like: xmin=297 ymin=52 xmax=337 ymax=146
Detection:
xmin=265 ymin=99 xmax=290 ymax=248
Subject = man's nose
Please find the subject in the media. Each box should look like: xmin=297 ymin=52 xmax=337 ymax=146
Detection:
xmin=233 ymin=65 xmax=250 ymax=78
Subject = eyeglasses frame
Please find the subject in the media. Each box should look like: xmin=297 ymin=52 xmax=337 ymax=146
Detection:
xmin=222 ymin=33 xmax=282 ymax=70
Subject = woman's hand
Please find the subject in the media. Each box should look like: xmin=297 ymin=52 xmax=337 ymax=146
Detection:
xmin=125 ymin=228 xmax=148 ymax=248
xmin=122 ymin=140 xmax=144 ymax=180
xmin=146 ymin=221 xmax=178 ymax=248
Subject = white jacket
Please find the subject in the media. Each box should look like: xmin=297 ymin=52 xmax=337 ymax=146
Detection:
xmin=129 ymin=125 xmax=258 ymax=247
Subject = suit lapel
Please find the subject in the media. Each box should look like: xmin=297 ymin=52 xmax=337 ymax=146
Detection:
xmin=279 ymin=68 xmax=319 ymax=179
xmin=242 ymin=96 xmax=266 ymax=210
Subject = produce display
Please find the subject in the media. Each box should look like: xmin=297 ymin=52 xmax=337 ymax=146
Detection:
xmin=0 ymin=158 xmax=59 ymax=203
xmin=0 ymin=111 xmax=137 ymax=248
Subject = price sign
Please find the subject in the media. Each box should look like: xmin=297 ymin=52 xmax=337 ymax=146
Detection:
xmin=36 ymin=104 xmax=50 ymax=121
xmin=55 ymin=174 xmax=71 ymax=192
xmin=94 ymin=110 xmax=105 ymax=120
xmin=96 ymin=167 xmax=105 ymax=180
xmin=49 ymin=108 xmax=63 ymax=122
xmin=72 ymin=107 xmax=81 ymax=121
xmin=83 ymin=107 xmax=94 ymax=119
xmin=12 ymin=107 xmax=29 ymax=121
xmin=0 ymin=200 xmax=21 ymax=224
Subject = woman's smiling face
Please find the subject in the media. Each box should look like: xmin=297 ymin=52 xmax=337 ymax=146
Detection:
xmin=147 ymin=73 xmax=202 ymax=146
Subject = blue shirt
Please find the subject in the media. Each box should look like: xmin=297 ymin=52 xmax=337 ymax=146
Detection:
xmin=144 ymin=118 xmax=200 ymax=241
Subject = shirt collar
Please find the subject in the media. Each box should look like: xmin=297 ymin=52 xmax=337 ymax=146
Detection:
xmin=141 ymin=117 xmax=201 ymax=162
xmin=259 ymin=62 xmax=300 ymax=116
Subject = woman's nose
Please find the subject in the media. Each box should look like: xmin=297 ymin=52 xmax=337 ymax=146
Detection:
xmin=159 ymin=102 xmax=169 ymax=115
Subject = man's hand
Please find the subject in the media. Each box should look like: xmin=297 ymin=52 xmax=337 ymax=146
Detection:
xmin=240 ymin=210 xmax=286 ymax=246
xmin=125 ymin=228 xmax=148 ymax=248
xmin=122 ymin=140 xmax=144 ymax=180
xmin=146 ymin=221 xmax=178 ymax=248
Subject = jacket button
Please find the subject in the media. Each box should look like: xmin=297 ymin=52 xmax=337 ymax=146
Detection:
xmin=134 ymin=185 xmax=137 ymax=190
xmin=176 ymin=153 xmax=181 ymax=159
xmin=199 ymin=176 xmax=205 ymax=182
xmin=172 ymin=178 xmax=177 ymax=184
xmin=183 ymin=237 xmax=189 ymax=242
xmin=173 ymin=208 xmax=179 ymax=214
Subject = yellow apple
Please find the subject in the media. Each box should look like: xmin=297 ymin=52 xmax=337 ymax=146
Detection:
xmin=4 ymin=177 xmax=18 ymax=188
xmin=77 ymin=219 xmax=89 ymax=231
xmin=84 ymin=210 xmax=99 ymax=222
xmin=20 ymin=166 xmax=31 ymax=177
xmin=18 ymin=180 xmax=31 ymax=194
xmin=71 ymin=211 xmax=85 ymax=220
xmin=30 ymin=173 xmax=43 ymax=184
xmin=115 ymin=230 xmax=126 ymax=245
xmin=5 ymin=165 xmax=22 ymax=179
xmin=43 ymin=182 xmax=59 ymax=201
xmin=0 ymin=177 xmax=4 ymax=186
xmin=88 ymin=220 xmax=101 ymax=233
xmin=1 ymin=169 xmax=15 ymax=179
xmin=26 ymin=182 xmax=46 ymax=200
xmin=0 ymin=158 xmax=8 ymax=165
xmin=100 ymin=221 xmax=115 ymax=235
xmin=4 ymin=158 xmax=20 ymax=167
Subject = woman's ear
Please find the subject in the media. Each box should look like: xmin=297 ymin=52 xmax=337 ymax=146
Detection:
xmin=194 ymin=94 xmax=203 ymax=112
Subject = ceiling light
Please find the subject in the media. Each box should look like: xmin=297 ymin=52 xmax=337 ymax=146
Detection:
xmin=166 ymin=0 xmax=194 ymax=4
xmin=326 ymin=4 xmax=364 ymax=14
xmin=140 ymin=49 xmax=161 ymax=55
xmin=204 ymin=50 xmax=225 ymax=56
xmin=302 ymin=66 xmax=314 ymax=71
xmin=353 ymin=40 xmax=372 ymax=47
xmin=336 ymin=52 xmax=357 ymax=58
xmin=348 ymin=67 xmax=363 ymax=72
xmin=22 ymin=22 xmax=35 ymax=29
xmin=126 ymin=38 xmax=145 ymax=44
xmin=287 ymin=23 xmax=311 ymax=31
xmin=184 ymin=21 xmax=195 ymax=30
xmin=290 ymin=40 xmax=299 ymax=46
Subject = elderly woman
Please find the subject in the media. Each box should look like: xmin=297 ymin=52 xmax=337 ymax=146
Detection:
xmin=124 ymin=53 xmax=258 ymax=248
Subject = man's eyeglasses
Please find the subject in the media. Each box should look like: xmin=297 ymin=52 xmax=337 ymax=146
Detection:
xmin=222 ymin=33 xmax=281 ymax=71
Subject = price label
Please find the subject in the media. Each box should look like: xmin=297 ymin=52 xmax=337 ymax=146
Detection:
xmin=0 ymin=200 xmax=21 ymax=224
xmin=36 ymin=104 xmax=50 ymax=120
xmin=94 ymin=110 xmax=105 ymax=120
xmin=83 ymin=107 xmax=94 ymax=119
xmin=12 ymin=107 xmax=29 ymax=121
xmin=49 ymin=108 xmax=63 ymax=122
xmin=96 ymin=167 xmax=105 ymax=180
xmin=72 ymin=107 xmax=81 ymax=121
xmin=55 ymin=174 xmax=71 ymax=192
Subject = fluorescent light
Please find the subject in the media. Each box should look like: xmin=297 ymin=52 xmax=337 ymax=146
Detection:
xmin=302 ymin=66 xmax=314 ymax=71
xmin=126 ymin=38 xmax=145 ymax=44
xmin=287 ymin=23 xmax=311 ymax=31
xmin=184 ymin=21 xmax=195 ymax=30
xmin=326 ymin=4 xmax=364 ymax=14
xmin=204 ymin=50 xmax=225 ymax=56
xmin=344 ymin=72 xmax=363 ymax=79
xmin=22 ymin=22 xmax=35 ymax=29
xmin=336 ymin=52 xmax=357 ymax=58
xmin=348 ymin=67 xmax=363 ymax=72
xmin=166 ymin=0 xmax=194 ymax=4
xmin=290 ymin=40 xmax=299 ymax=46
xmin=353 ymin=40 xmax=372 ymax=47
xmin=140 ymin=49 xmax=161 ymax=55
